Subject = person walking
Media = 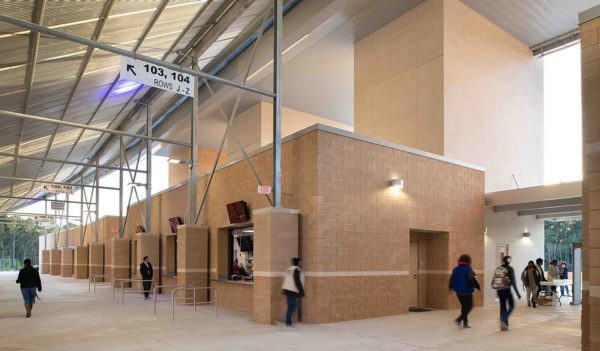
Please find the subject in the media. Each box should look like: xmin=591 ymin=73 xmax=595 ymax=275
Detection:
xmin=491 ymin=255 xmax=521 ymax=331
xmin=282 ymin=257 xmax=305 ymax=328
xmin=139 ymin=256 xmax=153 ymax=300
xmin=521 ymin=260 xmax=541 ymax=308
xmin=547 ymin=259 xmax=560 ymax=294
xmin=535 ymin=258 xmax=546 ymax=296
xmin=559 ymin=262 xmax=570 ymax=296
xmin=449 ymin=254 xmax=480 ymax=328
xmin=16 ymin=258 xmax=42 ymax=318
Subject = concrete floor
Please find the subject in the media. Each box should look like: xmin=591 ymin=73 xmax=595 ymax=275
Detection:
xmin=1 ymin=273 xmax=580 ymax=351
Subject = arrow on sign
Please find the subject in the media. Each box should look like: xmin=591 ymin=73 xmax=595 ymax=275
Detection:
xmin=127 ymin=64 xmax=136 ymax=76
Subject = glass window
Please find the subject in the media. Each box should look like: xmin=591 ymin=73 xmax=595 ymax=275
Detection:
xmin=229 ymin=227 xmax=253 ymax=281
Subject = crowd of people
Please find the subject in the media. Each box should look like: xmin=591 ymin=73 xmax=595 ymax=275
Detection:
xmin=450 ymin=255 xmax=571 ymax=332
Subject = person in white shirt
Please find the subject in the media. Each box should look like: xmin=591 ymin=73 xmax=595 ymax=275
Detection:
xmin=281 ymin=257 xmax=305 ymax=328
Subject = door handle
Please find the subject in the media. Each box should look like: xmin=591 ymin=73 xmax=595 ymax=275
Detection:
xmin=412 ymin=274 xmax=417 ymax=278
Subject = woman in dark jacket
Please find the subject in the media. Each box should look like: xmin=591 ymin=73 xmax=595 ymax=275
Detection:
xmin=16 ymin=258 xmax=42 ymax=318
xmin=449 ymin=254 xmax=480 ymax=328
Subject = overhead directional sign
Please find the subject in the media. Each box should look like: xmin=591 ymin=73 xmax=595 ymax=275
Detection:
xmin=120 ymin=57 xmax=195 ymax=97
xmin=50 ymin=201 xmax=65 ymax=211
xmin=34 ymin=215 xmax=55 ymax=223
xmin=41 ymin=183 xmax=75 ymax=195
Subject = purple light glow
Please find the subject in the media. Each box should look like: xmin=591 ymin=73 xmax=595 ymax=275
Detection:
xmin=110 ymin=80 xmax=143 ymax=97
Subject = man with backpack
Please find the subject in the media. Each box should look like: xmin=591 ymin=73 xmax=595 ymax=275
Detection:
xmin=491 ymin=255 xmax=521 ymax=331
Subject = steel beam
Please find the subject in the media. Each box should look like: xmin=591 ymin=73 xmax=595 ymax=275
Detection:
xmin=0 ymin=15 xmax=275 ymax=98
xmin=0 ymin=151 xmax=145 ymax=173
xmin=0 ymin=175 xmax=119 ymax=191
xmin=0 ymin=211 xmax=81 ymax=219
xmin=272 ymin=0 xmax=282 ymax=208
xmin=189 ymin=74 xmax=199 ymax=224
xmin=494 ymin=197 xmax=582 ymax=212
xmin=518 ymin=205 xmax=582 ymax=216
xmin=119 ymin=137 xmax=124 ymax=238
xmin=94 ymin=161 xmax=100 ymax=243
xmin=0 ymin=195 xmax=89 ymax=206
xmin=0 ymin=110 xmax=191 ymax=147
xmin=536 ymin=212 xmax=582 ymax=220
xmin=145 ymin=102 xmax=152 ymax=233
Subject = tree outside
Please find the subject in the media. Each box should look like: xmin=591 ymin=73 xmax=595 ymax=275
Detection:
xmin=544 ymin=219 xmax=582 ymax=270
xmin=0 ymin=216 xmax=43 ymax=271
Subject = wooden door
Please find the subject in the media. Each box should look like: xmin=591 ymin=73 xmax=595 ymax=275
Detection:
xmin=409 ymin=241 xmax=419 ymax=307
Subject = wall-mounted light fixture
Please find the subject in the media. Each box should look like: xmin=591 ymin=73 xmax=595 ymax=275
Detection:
xmin=523 ymin=231 xmax=531 ymax=238
xmin=168 ymin=158 xmax=190 ymax=165
xmin=390 ymin=178 xmax=404 ymax=189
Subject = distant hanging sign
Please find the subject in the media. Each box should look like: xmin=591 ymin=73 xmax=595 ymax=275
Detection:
xmin=257 ymin=185 xmax=272 ymax=195
xmin=50 ymin=201 xmax=65 ymax=211
xmin=41 ymin=183 xmax=75 ymax=195
xmin=34 ymin=215 xmax=55 ymax=223
xmin=120 ymin=57 xmax=195 ymax=97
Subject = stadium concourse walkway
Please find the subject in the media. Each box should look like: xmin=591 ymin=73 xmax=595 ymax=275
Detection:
xmin=0 ymin=272 xmax=579 ymax=351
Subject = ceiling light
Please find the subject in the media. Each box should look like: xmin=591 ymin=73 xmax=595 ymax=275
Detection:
xmin=390 ymin=179 xmax=404 ymax=189
xmin=168 ymin=158 xmax=190 ymax=165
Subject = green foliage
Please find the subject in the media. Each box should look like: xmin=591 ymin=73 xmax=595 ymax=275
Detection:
xmin=0 ymin=215 xmax=42 ymax=271
xmin=544 ymin=219 xmax=582 ymax=269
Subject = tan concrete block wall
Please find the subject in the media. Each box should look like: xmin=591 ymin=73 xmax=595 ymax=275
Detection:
xmin=253 ymin=208 xmax=299 ymax=324
xmin=88 ymin=243 xmax=104 ymax=280
xmin=354 ymin=0 xmax=444 ymax=155
xmin=443 ymin=0 xmax=543 ymax=192
xmin=177 ymin=225 xmax=209 ymax=300
xmin=212 ymin=280 xmax=253 ymax=313
xmin=41 ymin=250 xmax=50 ymax=274
xmin=300 ymin=130 xmax=484 ymax=322
xmin=61 ymin=248 xmax=74 ymax=277
xmin=134 ymin=234 xmax=160 ymax=289
xmin=581 ymin=15 xmax=600 ymax=351
xmin=49 ymin=249 xmax=61 ymax=276
xmin=74 ymin=246 xmax=88 ymax=279
xmin=111 ymin=238 xmax=130 ymax=284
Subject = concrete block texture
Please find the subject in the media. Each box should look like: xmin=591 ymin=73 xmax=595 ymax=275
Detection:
xmin=49 ymin=249 xmax=61 ymax=276
xmin=111 ymin=238 xmax=130 ymax=285
xmin=74 ymin=246 xmax=88 ymax=279
xmin=61 ymin=248 xmax=74 ymax=277
xmin=177 ymin=225 xmax=209 ymax=300
xmin=134 ymin=233 xmax=160 ymax=289
xmin=581 ymin=14 xmax=600 ymax=351
xmin=41 ymin=250 xmax=50 ymax=274
xmin=88 ymin=243 xmax=104 ymax=280
xmin=252 ymin=208 xmax=299 ymax=324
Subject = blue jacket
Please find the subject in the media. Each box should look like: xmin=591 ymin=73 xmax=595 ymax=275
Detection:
xmin=450 ymin=263 xmax=480 ymax=294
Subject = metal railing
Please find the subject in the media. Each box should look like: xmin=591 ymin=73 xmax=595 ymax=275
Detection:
xmin=113 ymin=278 xmax=155 ymax=304
xmin=153 ymin=284 xmax=194 ymax=315
xmin=90 ymin=275 xmax=122 ymax=293
xmin=170 ymin=287 xmax=217 ymax=320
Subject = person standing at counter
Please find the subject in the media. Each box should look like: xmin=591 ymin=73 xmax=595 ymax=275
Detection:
xmin=282 ymin=257 xmax=305 ymax=328
xmin=559 ymin=262 xmax=570 ymax=296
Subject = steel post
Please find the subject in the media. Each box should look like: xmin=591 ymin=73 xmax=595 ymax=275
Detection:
xmin=189 ymin=75 xmax=199 ymax=224
xmin=119 ymin=136 xmax=124 ymax=238
xmin=65 ymin=193 xmax=69 ymax=248
xmin=80 ymin=176 xmax=84 ymax=245
xmin=273 ymin=0 xmax=283 ymax=208
xmin=95 ymin=161 xmax=100 ymax=243
xmin=145 ymin=103 xmax=152 ymax=234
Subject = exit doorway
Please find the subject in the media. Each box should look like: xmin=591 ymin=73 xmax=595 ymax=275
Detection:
xmin=409 ymin=230 xmax=449 ymax=310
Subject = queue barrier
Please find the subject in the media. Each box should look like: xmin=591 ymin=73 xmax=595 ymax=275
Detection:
xmin=90 ymin=275 xmax=122 ymax=293
xmin=113 ymin=278 xmax=155 ymax=304
xmin=153 ymin=284 xmax=194 ymax=315
xmin=170 ymin=287 xmax=218 ymax=320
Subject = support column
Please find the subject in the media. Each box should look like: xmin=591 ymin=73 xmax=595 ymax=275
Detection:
xmin=49 ymin=249 xmax=61 ymax=276
xmin=580 ymin=8 xmax=600 ymax=350
xmin=74 ymin=246 xmax=88 ymax=279
xmin=111 ymin=238 xmax=130 ymax=284
xmin=252 ymin=207 xmax=298 ymax=324
xmin=88 ymin=243 xmax=104 ymax=281
xmin=61 ymin=247 xmax=74 ymax=277
xmin=41 ymin=250 xmax=50 ymax=274
xmin=135 ymin=233 xmax=160 ymax=289
xmin=177 ymin=225 xmax=208 ymax=300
